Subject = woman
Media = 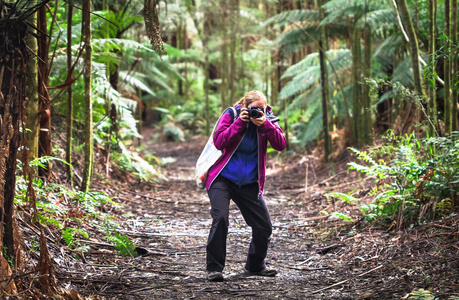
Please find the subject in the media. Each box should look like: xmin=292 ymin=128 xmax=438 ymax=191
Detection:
xmin=205 ymin=90 xmax=287 ymax=282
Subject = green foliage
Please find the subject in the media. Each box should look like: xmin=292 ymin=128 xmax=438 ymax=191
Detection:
xmin=111 ymin=142 xmax=166 ymax=182
xmin=14 ymin=170 xmax=133 ymax=258
xmin=29 ymin=156 xmax=71 ymax=170
xmin=408 ymin=289 xmax=434 ymax=300
xmin=62 ymin=228 xmax=89 ymax=249
xmin=104 ymin=231 xmax=137 ymax=257
xmin=347 ymin=131 xmax=459 ymax=226
xmin=329 ymin=192 xmax=359 ymax=204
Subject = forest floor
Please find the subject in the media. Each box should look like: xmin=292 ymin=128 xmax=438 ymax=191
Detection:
xmin=30 ymin=126 xmax=459 ymax=299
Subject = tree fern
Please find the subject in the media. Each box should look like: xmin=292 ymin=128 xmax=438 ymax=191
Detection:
xmin=119 ymin=71 xmax=156 ymax=96
xmin=262 ymin=9 xmax=319 ymax=28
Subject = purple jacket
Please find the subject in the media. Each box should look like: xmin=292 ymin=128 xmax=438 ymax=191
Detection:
xmin=205 ymin=105 xmax=287 ymax=195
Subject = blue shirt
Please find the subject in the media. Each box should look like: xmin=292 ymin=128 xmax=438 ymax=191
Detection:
xmin=220 ymin=122 xmax=258 ymax=186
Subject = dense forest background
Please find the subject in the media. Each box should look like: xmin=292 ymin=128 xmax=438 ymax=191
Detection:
xmin=0 ymin=0 xmax=458 ymax=298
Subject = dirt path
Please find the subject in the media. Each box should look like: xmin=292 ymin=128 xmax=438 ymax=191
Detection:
xmin=56 ymin=131 xmax=459 ymax=299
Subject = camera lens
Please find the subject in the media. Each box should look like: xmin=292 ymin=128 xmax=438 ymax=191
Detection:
xmin=248 ymin=107 xmax=261 ymax=118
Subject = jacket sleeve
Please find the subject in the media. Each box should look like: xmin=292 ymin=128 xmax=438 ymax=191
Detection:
xmin=258 ymin=119 xmax=287 ymax=151
xmin=213 ymin=108 xmax=247 ymax=150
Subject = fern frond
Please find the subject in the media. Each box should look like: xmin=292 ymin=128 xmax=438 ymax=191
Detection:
xmin=280 ymin=65 xmax=321 ymax=100
xmin=262 ymin=9 xmax=319 ymax=28
xmin=119 ymin=71 xmax=156 ymax=96
xmin=29 ymin=156 xmax=71 ymax=170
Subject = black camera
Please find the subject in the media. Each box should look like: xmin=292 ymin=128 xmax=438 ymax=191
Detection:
xmin=247 ymin=107 xmax=262 ymax=119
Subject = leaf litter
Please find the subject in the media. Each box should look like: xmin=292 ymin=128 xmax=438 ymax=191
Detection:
xmin=19 ymin=130 xmax=459 ymax=299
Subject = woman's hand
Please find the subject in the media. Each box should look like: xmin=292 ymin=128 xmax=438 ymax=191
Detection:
xmin=251 ymin=111 xmax=266 ymax=127
xmin=240 ymin=108 xmax=250 ymax=122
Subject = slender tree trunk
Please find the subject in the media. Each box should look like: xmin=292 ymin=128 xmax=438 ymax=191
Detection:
xmin=319 ymin=0 xmax=332 ymax=161
xmin=203 ymin=9 xmax=211 ymax=136
xmin=444 ymin=0 xmax=452 ymax=133
xmin=26 ymin=12 xmax=39 ymax=168
xmin=352 ymin=19 xmax=362 ymax=146
xmin=452 ymin=0 xmax=458 ymax=131
xmin=66 ymin=1 xmax=74 ymax=186
xmin=229 ymin=0 xmax=239 ymax=102
xmin=177 ymin=18 xmax=184 ymax=97
xmin=270 ymin=0 xmax=280 ymax=107
xmin=81 ymin=0 xmax=94 ymax=192
xmin=363 ymin=0 xmax=372 ymax=143
xmin=38 ymin=5 xmax=52 ymax=177
xmin=428 ymin=0 xmax=439 ymax=136
xmin=221 ymin=0 xmax=229 ymax=109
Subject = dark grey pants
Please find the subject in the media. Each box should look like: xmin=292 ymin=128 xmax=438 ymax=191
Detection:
xmin=206 ymin=176 xmax=273 ymax=272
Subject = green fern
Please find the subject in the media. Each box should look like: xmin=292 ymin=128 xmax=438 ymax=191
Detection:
xmin=62 ymin=228 xmax=89 ymax=249
xmin=408 ymin=289 xmax=434 ymax=300
xmin=329 ymin=192 xmax=360 ymax=204
xmin=29 ymin=156 xmax=71 ymax=170
xmin=104 ymin=231 xmax=137 ymax=257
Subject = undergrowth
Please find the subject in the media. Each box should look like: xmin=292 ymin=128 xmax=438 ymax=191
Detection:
xmin=15 ymin=160 xmax=139 ymax=258
xmin=333 ymin=130 xmax=459 ymax=228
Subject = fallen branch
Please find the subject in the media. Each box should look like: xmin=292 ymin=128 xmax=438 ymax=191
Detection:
xmin=316 ymin=244 xmax=345 ymax=255
xmin=310 ymin=264 xmax=384 ymax=294
xmin=286 ymin=266 xmax=332 ymax=271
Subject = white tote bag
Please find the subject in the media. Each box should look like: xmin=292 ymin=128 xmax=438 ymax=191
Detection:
xmin=195 ymin=107 xmax=237 ymax=189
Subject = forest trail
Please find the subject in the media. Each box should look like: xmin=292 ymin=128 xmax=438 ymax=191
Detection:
xmin=57 ymin=127 xmax=459 ymax=300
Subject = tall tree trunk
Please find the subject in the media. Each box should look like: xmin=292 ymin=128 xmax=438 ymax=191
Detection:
xmin=0 ymin=5 xmax=30 ymax=292
xmin=452 ymin=0 xmax=458 ymax=131
xmin=177 ymin=19 xmax=184 ymax=97
xmin=444 ymin=0 xmax=452 ymax=133
xmin=221 ymin=0 xmax=229 ymax=109
xmin=38 ymin=5 xmax=52 ymax=177
xmin=203 ymin=9 xmax=211 ymax=136
xmin=81 ymin=0 xmax=94 ymax=192
xmin=270 ymin=0 xmax=280 ymax=107
xmin=66 ymin=1 xmax=74 ymax=186
xmin=363 ymin=0 xmax=372 ymax=143
xmin=352 ymin=19 xmax=362 ymax=146
xmin=26 ymin=12 xmax=39 ymax=169
xmin=319 ymin=0 xmax=332 ymax=161
xmin=428 ymin=0 xmax=439 ymax=136
xmin=229 ymin=0 xmax=239 ymax=103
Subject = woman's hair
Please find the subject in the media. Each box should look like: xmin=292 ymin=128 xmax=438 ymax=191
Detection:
xmin=235 ymin=90 xmax=267 ymax=107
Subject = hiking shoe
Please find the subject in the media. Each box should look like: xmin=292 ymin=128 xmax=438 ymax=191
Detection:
xmin=244 ymin=267 xmax=278 ymax=277
xmin=207 ymin=271 xmax=224 ymax=282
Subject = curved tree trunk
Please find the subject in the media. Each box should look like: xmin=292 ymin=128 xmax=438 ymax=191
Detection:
xmin=396 ymin=0 xmax=426 ymax=99
xmin=396 ymin=0 xmax=427 ymax=135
